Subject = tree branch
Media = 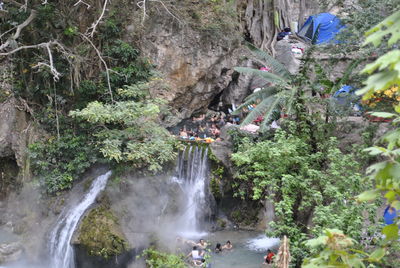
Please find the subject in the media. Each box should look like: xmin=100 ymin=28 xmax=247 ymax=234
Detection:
xmin=73 ymin=0 xmax=91 ymax=9
xmin=0 ymin=41 xmax=64 ymax=81
xmin=137 ymin=0 xmax=181 ymax=25
xmin=0 ymin=8 xmax=37 ymax=51
xmin=80 ymin=33 xmax=114 ymax=102
xmin=86 ymin=0 xmax=108 ymax=37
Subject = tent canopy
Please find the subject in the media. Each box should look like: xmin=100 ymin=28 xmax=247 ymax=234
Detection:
xmin=298 ymin=13 xmax=344 ymax=44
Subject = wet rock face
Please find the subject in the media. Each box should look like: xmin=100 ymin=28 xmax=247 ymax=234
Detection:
xmin=138 ymin=13 xmax=244 ymax=121
xmin=0 ymin=98 xmax=42 ymax=184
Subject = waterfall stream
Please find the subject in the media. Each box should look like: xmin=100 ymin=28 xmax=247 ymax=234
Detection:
xmin=173 ymin=146 xmax=209 ymax=237
xmin=49 ymin=171 xmax=112 ymax=268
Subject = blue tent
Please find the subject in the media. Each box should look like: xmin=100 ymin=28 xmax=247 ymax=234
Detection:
xmin=298 ymin=13 xmax=344 ymax=44
xmin=383 ymin=206 xmax=397 ymax=225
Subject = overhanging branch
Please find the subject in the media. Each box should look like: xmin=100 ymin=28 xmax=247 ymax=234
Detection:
xmin=0 ymin=8 xmax=37 ymax=51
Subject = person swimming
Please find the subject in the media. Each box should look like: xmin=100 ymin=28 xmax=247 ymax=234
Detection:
xmin=197 ymin=239 xmax=208 ymax=249
xmin=215 ymin=243 xmax=222 ymax=253
xmin=222 ymin=240 xmax=233 ymax=250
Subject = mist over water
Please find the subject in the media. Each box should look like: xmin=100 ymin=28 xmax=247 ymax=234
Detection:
xmin=48 ymin=171 xmax=112 ymax=268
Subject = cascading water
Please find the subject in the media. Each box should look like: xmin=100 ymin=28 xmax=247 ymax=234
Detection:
xmin=173 ymin=146 xmax=209 ymax=236
xmin=49 ymin=171 xmax=112 ymax=268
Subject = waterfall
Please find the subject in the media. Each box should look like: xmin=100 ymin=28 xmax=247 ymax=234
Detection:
xmin=49 ymin=171 xmax=112 ymax=268
xmin=173 ymin=146 xmax=209 ymax=236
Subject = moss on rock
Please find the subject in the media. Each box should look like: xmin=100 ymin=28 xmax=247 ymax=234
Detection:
xmin=76 ymin=206 xmax=128 ymax=259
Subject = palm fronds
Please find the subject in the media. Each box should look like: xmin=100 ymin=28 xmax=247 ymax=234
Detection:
xmin=233 ymin=45 xmax=298 ymax=130
xmin=247 ymin=42 xmax=292 ymax=79
xmin=239 ymin=95 xmax=280 ymax=126
xmin=234 ymin=67 xmax=289 ymax=86
xmin=233 ymin=86 xmax=279 ymax=115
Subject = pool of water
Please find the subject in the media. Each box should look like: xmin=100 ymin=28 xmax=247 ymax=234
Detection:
xmin=184 ymin=230 xmax=279 ymax=268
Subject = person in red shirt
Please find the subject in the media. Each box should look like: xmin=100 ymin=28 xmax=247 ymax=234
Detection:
xmin=263 ymin=249 xmax=275 ymax=264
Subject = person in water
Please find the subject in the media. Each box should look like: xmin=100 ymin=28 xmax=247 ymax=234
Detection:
xmin=187 ymin=246 xmax=204 ymax=263
xmin=197 ymin=239 xmax=208 ymax=249
xmin=263 ymin=249 xmax=275 ymax=264
xmin=221 ymin=240 xmax=233 ymax=250
xmin=215 ymin=243 xmax=222 ymax=253
xmin=194 ymin=258 xmax=212 ymax=267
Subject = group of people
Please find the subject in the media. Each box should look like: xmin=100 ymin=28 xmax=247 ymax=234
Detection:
xmin=178 ymin=112 xmax=241 ymax=143
xmin=176 ymin=237 xmax=233 ymax=267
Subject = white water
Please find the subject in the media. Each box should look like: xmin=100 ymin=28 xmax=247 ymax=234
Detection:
xmin=173 ymin=146 xmax=209 ymax=237
xmin=245 ymin=235 xmax=280 ymax=252
xmin=49 ymin=171 xmax=112 ymax=268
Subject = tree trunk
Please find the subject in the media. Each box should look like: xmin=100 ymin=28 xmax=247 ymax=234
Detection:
xmin=242 ymin=0 xmax=293 ymax=55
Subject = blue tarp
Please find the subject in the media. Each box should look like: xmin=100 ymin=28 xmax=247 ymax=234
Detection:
xmin=383 ymin=206 xmax=397 ymax=225
xmin=298 ymin=13 xmax=344 ymax=44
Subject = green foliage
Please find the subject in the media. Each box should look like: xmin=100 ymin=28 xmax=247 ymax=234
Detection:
xmin=233 ymin=55 xmax=295 ymax=129
xmin=70 ymin=85 xmax=176 ymax=173
xmin=29 ymin=133 xmax=98 ymax=193
xmin=304 ymin=10 xmax=400 ymax=267
xmin=231 ymin=123 xmax=377 ymax=264
xmin=303 ymin=229 xmax=368 ymax=268
xmin=355 ymin=10 xmax=400 ymax=243
xmin=358 ymin=11 xmax=400 ymax=98
xmin=140 ymin=248 xmax=186 ymax=268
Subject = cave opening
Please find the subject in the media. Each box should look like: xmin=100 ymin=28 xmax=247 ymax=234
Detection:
xmin=0 ymin=156 xmax=19 ymax=200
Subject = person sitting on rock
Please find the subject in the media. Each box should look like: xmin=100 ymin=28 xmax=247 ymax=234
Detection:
xmin=179 ymin=128 xmax=188 ymax=139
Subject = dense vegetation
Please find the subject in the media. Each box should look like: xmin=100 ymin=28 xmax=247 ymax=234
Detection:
xmin=1 ymin=0 xmax=177 ymax=193
xmin=1 ymin=0 xmax=399 ymax=267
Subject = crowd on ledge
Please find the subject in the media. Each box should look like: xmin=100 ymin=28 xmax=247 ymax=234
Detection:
xmin=177 ymin=112 xmax=241 ymax=143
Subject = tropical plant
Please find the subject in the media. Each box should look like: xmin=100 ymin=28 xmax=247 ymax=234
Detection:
xmin=303 ymin=229 xmax=385 ymax=268
xmin=233 ymin=44 xmax=296 ymax=130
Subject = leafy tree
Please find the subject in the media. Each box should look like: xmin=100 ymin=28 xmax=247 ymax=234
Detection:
xmin=70 ymin=84 xmax=177 ymax=173
xmin=304 ymin=10 xmax=400 ymax=267
xmin=231 ymin=121 xmax=377 ymax=265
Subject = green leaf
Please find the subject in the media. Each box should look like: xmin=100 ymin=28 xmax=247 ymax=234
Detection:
xmin=357 ymin=189 xmax=380 ymax=202
xmin=368 ymin=112 xmax=397 ymax=118
xmin=368 ymin=247 xmax=385 ymax=262
xmin=382 ymin=224 xmax=399 ymax=241
xmin=234 ymin=67 xmax=289 ymax=85
xmin=364 ymin=147 xmax=386 ymax=156
xmin=392 ymin=200 xmax=400 ymax=210
xmin=385 ymin=191 xmax=397 ymax=203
